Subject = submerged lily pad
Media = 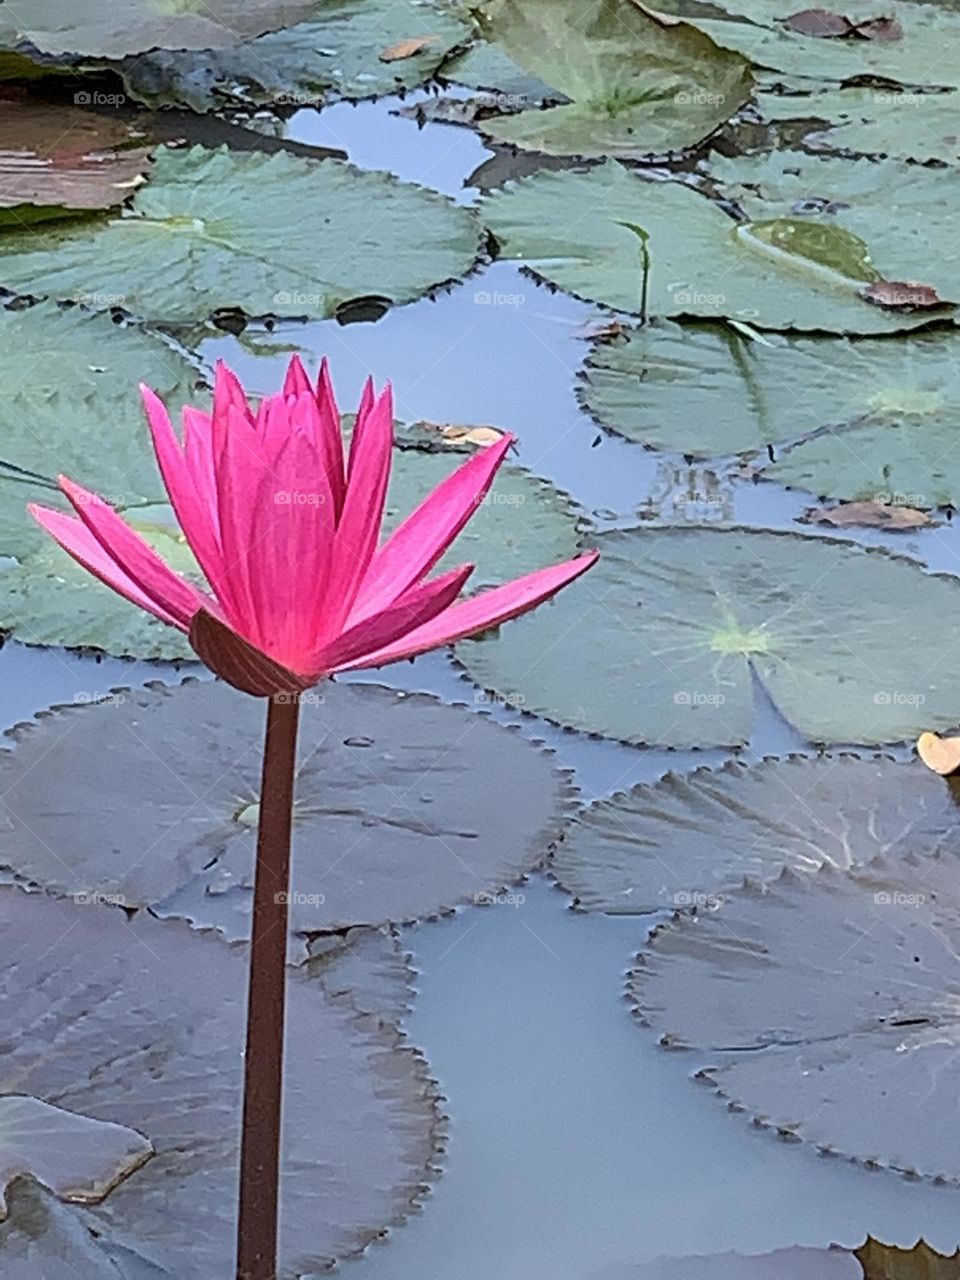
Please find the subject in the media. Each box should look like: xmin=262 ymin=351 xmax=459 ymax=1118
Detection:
xmin=0 ymin=0 xmax=316 ymax=58
xmin=758 ymin=86 xmax=960 ymax=164
xmin=712 ymin=149 xmax=960 ymax=311
xmin=0 ymin=679 xmax=573 ymax=932
xmin=631 ymin=839 xmax=960 ymax=1179
xmin=579 ymin=320 xmax=960 ymax=505
xmin=457 ymin=526 xmax=960 ymax=747
xmin=0 ymin=1097 xmax=151 ymax=1219
xmin=482 ymin=161 xmax=936 ymax=333
xmin=0 ymin=93 xmax=151 ymax=225
xmin=556 ymin=755 xmax=949 ymax=914
xmin=113 ymin=0 xmax=473 ymax=111
xmin=0 ymin=421 xmax=581 ymax=658
xmin=472 ymin=0 xmax=752 ymax=158
xmin=0 ymin=885 xmax=438 ymax=1276
xmin=0 ymin=145 xmax=483 ymax=326
xmin=617 ymin=1246 xmax=860 ymax=1278
xmin=0 ymin=1179 xmax=132 ymax=1279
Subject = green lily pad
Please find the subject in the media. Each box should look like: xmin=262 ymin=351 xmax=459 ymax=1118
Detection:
xmin=0 ymin=145 xmax=483 ymax=326
xmin=0 ymin=1097 xmax=151 ymax=1218
xmin=579 ymin=320 xmax=960 ymax=506
xmin=757 ymin=86 xmax=960 ymax=165
xmin=618 ymin=1247 xmax=860 ymax=1279
xmin=1 ymin=417 xmax=581 ymax=658
xmin=0 ymin=0 xmax=316 ymax=58
xmin=556 ymin=754 xmax=949 ymax=914
xmin=457 ymin=525 xmax=960 ymax=747
xmin=0 ymin=679 xmax=574 ymax=932
xmin=0 ymin=885 xmax=438 ymax=1276
xmin=112 ymin=0 xmax=474 ymax=112
xmin=711 ymin=149 xmax=960 ymax=307
xmin=631 ymin=827 xmax=960 ymax=1178
xmin=471 ymin=0 xmax=752 ymax=158
xmin=482 ymin=161 xmax=937 ymax=333
xmin=664 ymin=0 xmax=960 ymax=92
xmin=440 ymin=39 xmax=563 ymax=104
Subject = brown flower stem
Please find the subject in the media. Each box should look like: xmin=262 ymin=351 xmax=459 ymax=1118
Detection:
xmin=236 ymin=693 xmax=301 ymax=1280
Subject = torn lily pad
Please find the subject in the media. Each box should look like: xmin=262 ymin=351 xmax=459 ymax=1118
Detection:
xmin=758 ymin=87 xmax=960 ymax=165
xmin=0 ymin=885 xmax=439 ymax=1276
xmin=555 ymin=754 xmax=947 ymax=914
xmin=472 ymin=0 xmax=752 ymax=158
xmin=579 ymin=320 xmax=960 ymax=506
xmin=482 ymin=161 xmax=936 ymax=332
xmin=111 ymin=0 xmax=473 ymax=112
xmin=631 ymin=844 xmax=960 ymax=1179
xmin=0 ymin=679 xmax=573 ymax=932
xmin=0 ymin=145 xmax=483 ymax=326
xmin=0 ymin=1097 xmax=151 ymax=1218
xmin=0 ymin=0 xmax=316 ymax=58
xmin=0 ymin=425 xmax=581 ymax=658
xmin=457 ymin=526 xmax=960 ymax=747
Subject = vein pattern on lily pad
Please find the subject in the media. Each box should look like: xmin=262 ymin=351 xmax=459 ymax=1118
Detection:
xmin=457 ymin=526 xmax=960 ymax=747
xmin=0 ymin=145 xmax=483 ymax=326
xmin=0 ymin=679 xmax=574 ymax=931
xmin=556 ymin=754 xmax=949 ymax=914
xmin=0 ymin=886 xmax=439 ymax=1276
xmin=482 ymin=162 xmax=936 ymax=333
xmin=580 ymin=320 xmax=960 ymax=506
xmin=632 ymin=836 xmax=960 ymax=1178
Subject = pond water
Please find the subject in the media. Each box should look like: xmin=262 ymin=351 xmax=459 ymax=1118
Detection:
xmin=206 ymin=94 xmax=960 ymax=1274
xmin=3 ymin=67 xmax=959 ymax=1279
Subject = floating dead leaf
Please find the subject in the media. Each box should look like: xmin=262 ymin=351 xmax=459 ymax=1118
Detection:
xmin=916 ymin=730 xmax=960 ymax=776
xmin=784 ymin=8 xmax=855 ymax=36
xmin=861 ymin=280 xmax=956 ymax=311
xmin=379 ymin=35 xmax=439 ymax=62
xmin=801 ymin=501 xmax=936 ymax=530
xmin=578 ymin=317 xmax=626 ymax=341
xmin=783 ymin=9 xmax=903 ymax=40
xmin=416 ymin=420 xmax=506 ymax=447
xmin=855 ymin=1237 xmax=960 ymax=1279
xmin=0 ymin=92 xmax=151 ymax=223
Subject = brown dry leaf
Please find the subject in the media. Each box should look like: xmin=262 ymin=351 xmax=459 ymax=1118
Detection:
xmin=578 ymin=317 xmax=626 ymax=341
xmin=917 ymin=731 xmax=960 ymax=776
xmin=379 ymin=35 xmax=439 ymax=62
xmin=0 ymin=92 xmax=150 ymax=223
xmin=784 ymin=8 xmax=856 ymax=36
xmin=856 ymin=1236 xmax=960 ymax=1278
xmin=801 ymin=501 xmax=936 ymax=530
xmin=419 ymin=421 xmax=506 ymax=447
xmin=860 ymin=280 xmax=956 ymax=311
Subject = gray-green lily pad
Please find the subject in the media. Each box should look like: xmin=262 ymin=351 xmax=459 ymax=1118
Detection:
xmin=556 ymin=754 xmax=949 ymax=914
xmin=0 ymin=884 xmax=438 ymax=1276
xmin=631 ymin=841 xmax=960 ymax=1179
xmin=0 ymin=0 xmax=316 ymax=58
xmin=0 ymin=679 xmax=574 ymax=933
xmin=0 ymin=1097 xmax=151 ymax=1218
xmin=457 ymin=526 xmax=960 ymax=747
xmin=472 ymin=0 xmax=752 ymax=158
xmin=440 ymin=39 xmax=563 ymax=105
xmin=611 ymin=1246 xmax=860 ymax=1279
xmin=666 ymin=0 xmax=960 ymax=92
xmin=112 ymin=0 xmax=474 ymax=112
xmin=0 ymin=421 xmax=582 ymax=658
xmin=0 ymin=1179 xmax=134 ymax=1279
xmin=579 ymin=320 xmax=960 ymax=506
xmin=757 ymin=87 xmax=960 ymax=165
xmin=711 ymin=149 xmax=960 ymax=309
xmin=482 ymin=161 xmax=937 ymax=332
xmin=0 ymin=145 xmax=483 ymax=326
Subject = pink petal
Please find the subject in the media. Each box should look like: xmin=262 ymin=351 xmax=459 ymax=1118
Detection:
xmin=59 ymin=478 xmax=207 ymax=628
xmin=213 ymin=359 xmax=253 ymax=427
xmin=28 ymin=504 xmax=184 ymax=630
xmin=350 ymin=433 xmax=515 ymax=624
xmin=141 ymin=386 xmax=226 ymax=596
xmin=283 ymin=353 xmax=312 ymax=398
xmin=346 ymin=376 xmax=376 ymax=483
xmin=333 ymin=552 xmax=599 ymax=673
xmin=315 ymin=563 xmax=473 ymax=672
xmin=325 ymin=384 xmax=393 ymax=636
xmin=316 ymin=358 xmax=345 ymax=517
xmin=213 ymin=404 xmax=271 ymax=647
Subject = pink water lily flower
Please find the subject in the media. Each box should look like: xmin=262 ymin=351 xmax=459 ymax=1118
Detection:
xmin=29 ymin=356 xmax=597 ymax=694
